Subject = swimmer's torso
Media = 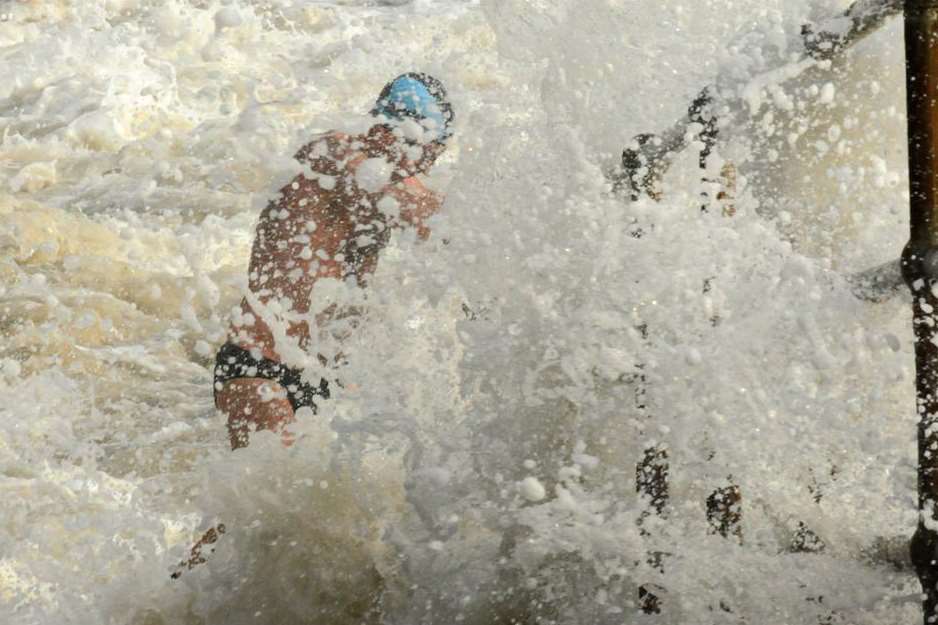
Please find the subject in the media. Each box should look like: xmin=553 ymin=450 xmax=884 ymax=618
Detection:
xmin=231 ymin=131 xmax=441 ymax=361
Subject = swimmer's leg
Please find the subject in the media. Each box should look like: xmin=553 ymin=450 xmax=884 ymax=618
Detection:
xmin=170 ymin=524 xmax=226 ymax=579
xmin=215 ymin=378 xmax=296 ymax=449
xmin=171 ymin=381 xmax=293 ymax=579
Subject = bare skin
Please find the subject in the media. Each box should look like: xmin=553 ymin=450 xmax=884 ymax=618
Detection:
xmin=170 ymin=524 xmax=225 ymax=579
xmin=218 ymin=123 xmax=445 ymax=449
xmin=171 ymin=125 xmax=445 ymax=579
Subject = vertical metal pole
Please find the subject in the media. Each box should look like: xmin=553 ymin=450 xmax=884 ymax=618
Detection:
xmin=636 ymin=445 xmax=669 ymax=614
xmin=706 ymin=480 xmax=743 ymax=544
xmin=902 ymin=2 xmax=938 ymax=622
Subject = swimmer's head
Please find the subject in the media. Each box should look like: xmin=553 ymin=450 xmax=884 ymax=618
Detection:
xmin=371 ymin=73 xmax=454 ymax=146
xmin=368 ymin=73 xmax=453 ymax=177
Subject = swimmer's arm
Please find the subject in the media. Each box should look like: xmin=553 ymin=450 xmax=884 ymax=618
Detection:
xmin=396 ymin=188 xmax=442 ymax=240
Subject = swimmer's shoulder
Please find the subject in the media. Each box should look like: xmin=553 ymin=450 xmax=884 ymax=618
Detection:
xmin=293 ymin=131 xmax=356 ymax=175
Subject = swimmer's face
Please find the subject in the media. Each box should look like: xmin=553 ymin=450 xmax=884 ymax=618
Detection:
xmin=370 ymin=122 xmax=447 ymax=178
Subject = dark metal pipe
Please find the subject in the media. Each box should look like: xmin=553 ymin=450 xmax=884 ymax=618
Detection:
xmin=902 ymin=2 xmax=938 ymax=622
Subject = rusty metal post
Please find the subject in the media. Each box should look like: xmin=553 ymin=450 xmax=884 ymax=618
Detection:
xmin=902 ymin=2 xmax=938 ymax=622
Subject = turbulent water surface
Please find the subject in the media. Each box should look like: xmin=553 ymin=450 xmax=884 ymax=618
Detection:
xmin=0 ymin=0 xmax=924 ymax=623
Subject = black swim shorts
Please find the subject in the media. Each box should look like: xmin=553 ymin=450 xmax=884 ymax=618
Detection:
xmin=213 ymin=342 xmax=330 ymax=412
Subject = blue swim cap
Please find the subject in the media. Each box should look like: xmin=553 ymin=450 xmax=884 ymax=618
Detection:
xmin=371 ymin=73 xmax=453 ymax=143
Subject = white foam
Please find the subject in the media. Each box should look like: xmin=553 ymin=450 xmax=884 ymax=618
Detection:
xmin=0 ymin=0 xmax=919 ymax=623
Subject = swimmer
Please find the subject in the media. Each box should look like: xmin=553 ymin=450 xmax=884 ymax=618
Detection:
xmin=172 ymin=73 xmax=453 ymax=579
xmin=215 ymin=72 xmax=453 ymax=450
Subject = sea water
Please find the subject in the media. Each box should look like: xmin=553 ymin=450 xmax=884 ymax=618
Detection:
xmin=0 ymin=0 xmax=921 ymax=623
